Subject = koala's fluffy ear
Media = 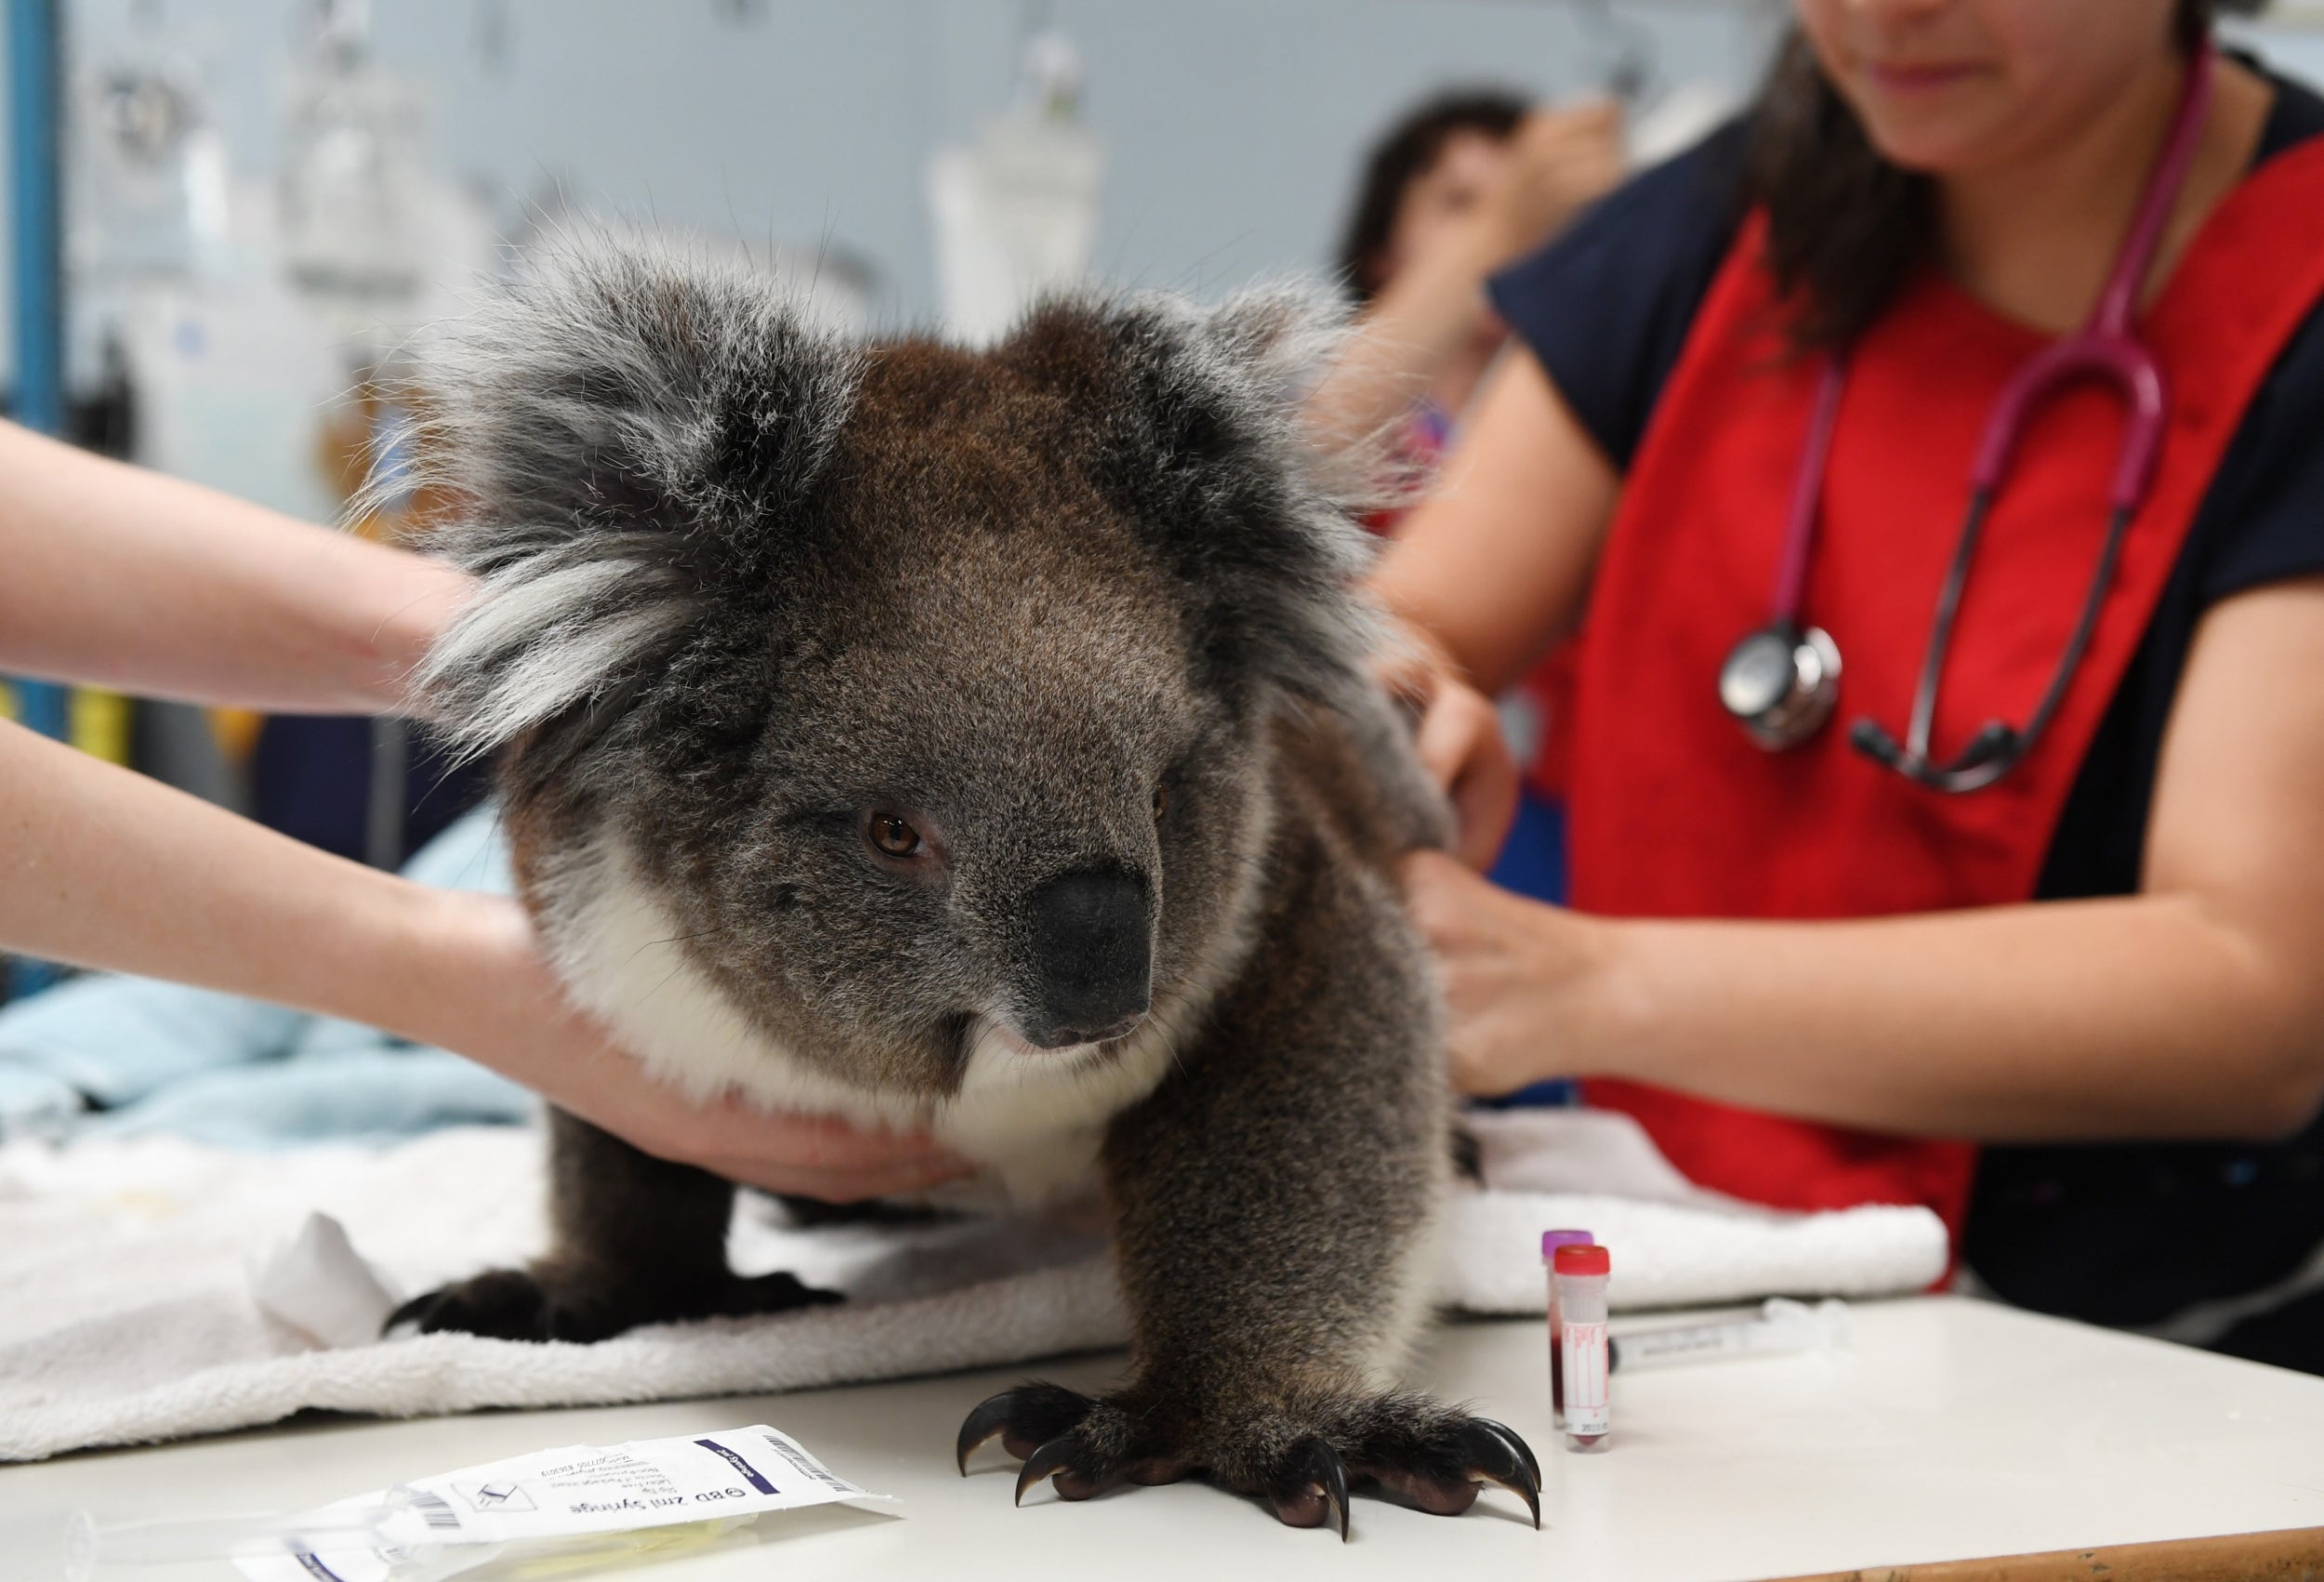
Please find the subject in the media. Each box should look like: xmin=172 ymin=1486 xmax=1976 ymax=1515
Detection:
xmin=1004 ymin=287 xmax=1397 ymax=707
xmin=396 ymin=235 xmax=861 ymax=754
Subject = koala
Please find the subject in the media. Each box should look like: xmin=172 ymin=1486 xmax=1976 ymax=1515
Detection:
xmin=385 ymin=238 xmax=1539 ymax=1537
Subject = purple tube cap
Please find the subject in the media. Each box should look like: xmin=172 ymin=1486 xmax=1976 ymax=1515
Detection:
xmin=1541 ymin=1229 xmax=1596 ymax=1262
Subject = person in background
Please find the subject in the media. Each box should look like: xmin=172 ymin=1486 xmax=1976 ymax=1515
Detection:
xmin=1325 ymin=88 xmax=1625 ymax=481
xmin=1326 ymin=89 xmax=1625 ymax=912
xmin=1376 ymin=0 xmax=2324 ymax=1370
xmin=0 ymin=420 xmax=968 ymax=1201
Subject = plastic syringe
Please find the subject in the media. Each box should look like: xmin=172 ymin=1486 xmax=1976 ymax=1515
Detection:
xmin=1609 ymin=1297 xmax=1851 ymax=1373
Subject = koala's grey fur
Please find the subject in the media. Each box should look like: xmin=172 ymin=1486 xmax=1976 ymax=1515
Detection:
xmin=387 ymin=236 xmax=1538 ymax=1536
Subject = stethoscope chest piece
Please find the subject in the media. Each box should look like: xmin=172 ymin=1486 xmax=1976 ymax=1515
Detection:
xmin=1713 ymin=37 xmax=2214 ymax=788
xmin=1720 ymin=622 xmax=1842 ymax=751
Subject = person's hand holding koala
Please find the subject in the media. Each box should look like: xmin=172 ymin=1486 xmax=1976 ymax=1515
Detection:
xmin=403 ymin=887 xmax=971 ymax=1201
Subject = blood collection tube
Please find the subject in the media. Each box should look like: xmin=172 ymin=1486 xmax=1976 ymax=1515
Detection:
xmin=1553 ymin=1244 xmax=1612 ymax=1454
xmin=1540 ymin=1230 xmax=1594 ymax=1427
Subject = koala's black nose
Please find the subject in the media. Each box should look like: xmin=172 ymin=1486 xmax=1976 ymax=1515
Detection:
xmin=1022 ymin=865 xmax=1153 ymax=1048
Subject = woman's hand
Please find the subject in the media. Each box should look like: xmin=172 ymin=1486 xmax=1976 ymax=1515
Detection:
xmin=421 ymin=890 xmax=973 ymax=1203
xmin=1415 ymin=674 xmax=1522 ymax=871
xmin=1380 ymin=626 xmax=1521 ymax=871
xmin=1467 ymin=100 xmax=1626 ymax=271
xmin=1400 ymin=850 xmax=1609 ymax=1098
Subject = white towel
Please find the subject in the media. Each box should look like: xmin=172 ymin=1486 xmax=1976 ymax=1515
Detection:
xmin=0 ymin=1110 xmax=1946 ymax=1462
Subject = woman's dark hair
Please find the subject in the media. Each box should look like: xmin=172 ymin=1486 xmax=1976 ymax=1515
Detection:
xmin=1746 ymin=0 xmax=2265 ymax=349
xmin=1337 ymin=88 xmax=1529 ymax=303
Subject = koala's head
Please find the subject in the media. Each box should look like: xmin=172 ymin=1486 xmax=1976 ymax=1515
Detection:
xmin=409 ymin=238 xmax=1389 ymax=1099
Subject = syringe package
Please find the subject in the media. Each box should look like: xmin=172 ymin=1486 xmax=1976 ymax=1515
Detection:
xmin=375 ymin=1425 xmax=878 ymax=1547
xmin=83 ymin=1425 xmax=893 ymax=1582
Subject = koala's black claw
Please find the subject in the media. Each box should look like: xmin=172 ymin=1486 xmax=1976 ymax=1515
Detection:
xmin=384 ymin=1269 xmax=561 ymax=1341
xmin=1274 ymin=1436 xmax=1353 ymax=1541
xmin=956 ymin=1381 xmax=1098 ymax=1476
xmin=1459 ymin=1420 xmax=1542 ymax=1530
xmin=1013 ymin=1433 xmax=1086 ymax=1506
xmin=1472 ymin=1416 xmax=1543 ymax=1492
xmin=957 ymin=1391 xmax=1021 ymax=1475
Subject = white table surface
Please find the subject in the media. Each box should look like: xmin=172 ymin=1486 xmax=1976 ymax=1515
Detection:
xmin=5 ymin=1296 xmax=2322 ymax=1582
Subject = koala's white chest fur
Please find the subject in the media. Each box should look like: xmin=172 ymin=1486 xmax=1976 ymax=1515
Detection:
xmin=543 ymin=834 xmax=1182 ymax=1206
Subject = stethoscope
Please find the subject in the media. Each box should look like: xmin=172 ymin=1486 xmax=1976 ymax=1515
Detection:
xmin=1719 ymin=37 xmax=2215 ymax=794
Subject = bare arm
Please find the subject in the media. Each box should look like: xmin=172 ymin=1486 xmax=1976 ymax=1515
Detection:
xmin=0 ymin=716 xmax=967 ymax=1196
xmin=0 ymin=420 xmax=467 ymax=714
xmin=1407 ymin=578 xmax=2324 ymax=1141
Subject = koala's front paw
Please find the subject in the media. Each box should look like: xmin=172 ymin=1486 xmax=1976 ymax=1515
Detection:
xmin=386 ymin=1266 xmax=838 ymax=1343
xmin=956 ymin=1380 xmax=1539 ymax=1538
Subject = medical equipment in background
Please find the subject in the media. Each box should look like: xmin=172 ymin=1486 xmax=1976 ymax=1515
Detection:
xmin=1576 ymin=0 xmax=1654 ymax=102
xmin=926 ymin=7 xmax=1103 ymax=347
xmin=72 ymin=17 xmax=230 ymax=285
xmin=280 ymin=0 xmax=426 ymax=304
xmin=1719 ymin=35 xmax=2216 ymax=794
xmin=1572 ymin=0 xmax=1745 ymax=169
xmin=469 ymin=0 xmax=511 ymax=76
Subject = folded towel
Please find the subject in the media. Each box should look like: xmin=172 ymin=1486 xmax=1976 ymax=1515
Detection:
xmin=0 ymin=1110 xmax=1947 ymax=1462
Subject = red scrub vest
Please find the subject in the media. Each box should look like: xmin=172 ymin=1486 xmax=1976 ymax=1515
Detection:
xmin=1566 ymin=138 xmax=2324 ymax=1238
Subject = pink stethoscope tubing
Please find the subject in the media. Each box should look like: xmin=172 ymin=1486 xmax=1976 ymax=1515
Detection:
xmin=1766 ymin=38 xmax=2215 ymax=792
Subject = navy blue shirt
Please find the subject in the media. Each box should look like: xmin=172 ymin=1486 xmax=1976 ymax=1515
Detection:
xmin=1488 ymin=69 xmax=2324 ymax=1364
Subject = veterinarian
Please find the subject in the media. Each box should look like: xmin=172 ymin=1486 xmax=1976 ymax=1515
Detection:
xmin=0 ymin=419 xmax=966 ymax=1199
xmin=1377 ymin=0 xmax=2324 ymax=1369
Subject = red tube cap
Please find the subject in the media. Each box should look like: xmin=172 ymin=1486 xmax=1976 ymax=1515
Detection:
xmin=1553 ymin=1244 xmax=1610 ymax=1276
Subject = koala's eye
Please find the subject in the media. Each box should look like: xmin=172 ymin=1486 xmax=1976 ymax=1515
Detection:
xmin=1153 ymin=785 xmax=1170 ymax=822
xmin=869 ymin=813 xmax=924 ymax=858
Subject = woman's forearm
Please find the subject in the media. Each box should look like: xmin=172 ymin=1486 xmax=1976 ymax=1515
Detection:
xmin=0 ymin=421 xmax=469 ymax=714
xmin=0 ymin=714 xmax=458 ymax=1036
xmin=1566 ymin=583 xmax=2324 ymax=1143
xmin=1585 ymin=894 xmax=2324 ymax=1142
xmin=0 ymin=715 xmax=978 ymax=1200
